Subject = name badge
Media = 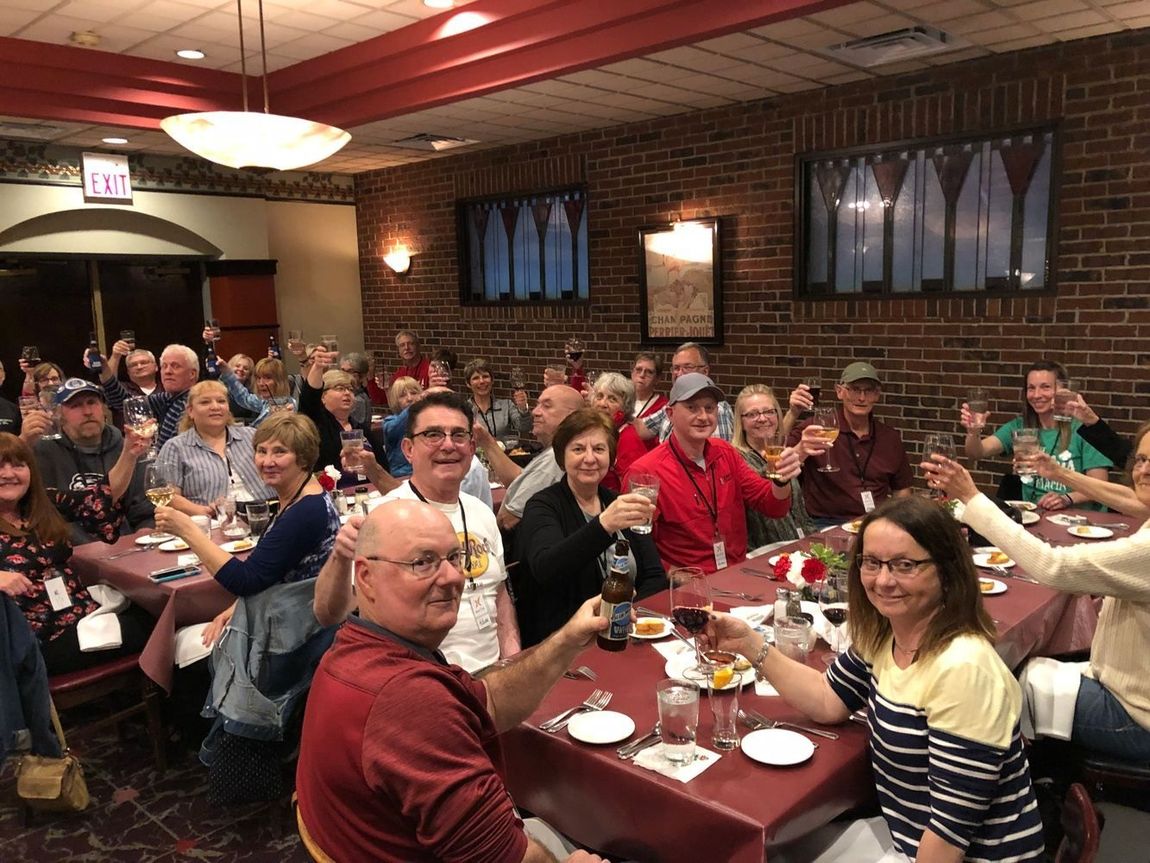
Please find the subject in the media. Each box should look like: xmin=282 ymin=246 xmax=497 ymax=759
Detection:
xmin=861 ymin=491 xmax=876 ymax=512
xmin=44 ymin=575 xmax=72 ymax=612
xmin=469 ymin=593 xmax=494 ymax=630
xmin=712 ymin=538 xmax=728 ymax=571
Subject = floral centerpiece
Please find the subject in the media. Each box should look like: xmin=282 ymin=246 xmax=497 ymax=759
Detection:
xmin=315 ymin=465 xmax=340 ymax=493
xmin=772 ymin=542 xmax=849 ymax=599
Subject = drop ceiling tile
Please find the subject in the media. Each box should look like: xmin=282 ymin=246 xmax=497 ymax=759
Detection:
xmin=598 ymin=57 xmax=685 ymax=80
xmin=939 ymin=10 xmax=1015 ymax=32
xmin=648 ymin=44 xmax=755 ymax=72
xmin=348 ymin=8 xmax=421 ymax=31
xmin=1006 ymin=0 xmax=1090 ymax=17
xmin=275 ymin=33 xmax=357 ymax=59
xmin=0 ymin=8 xmax=41 ymax=30
xmin=911 ymin=0 xmax=997 ymax=20
xmin=985 ymin=34 xmax=1052 ymax=50
xmin=822 ymin=70 xmax=875 ymax=84
xmin=750 ymin=16 xmax=828 ymax=39
xmin=1031 ymin=9 xmax=1109 ymax=30
xmin=6 ymin=0 xmax=75 ymax=12
xmin=919 ymin=45 xmax=990 ymax=62
xmin=54 ymin=0 xmax=150 ymax=25
xmin=809 ymin=1 xmax=899 ymax=26
xmin=1105 ymin=0 xmax=1150 ymax=14
xmin=695 ymin=32 xmax=768 ymax=53
xmin=967 ymin=22 xmax=1042 ymax=42
xmin=1124 ymin=13 xmax=1150 ymax=24
xmin=559 ymin=69 xmax=636 ymax=88
xmin=722 ymin=41 xmax=800 ymax=62
xmin=1052 ymin=20 xmax=1125 ymax=37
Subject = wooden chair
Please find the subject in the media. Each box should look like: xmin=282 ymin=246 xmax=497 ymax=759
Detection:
xmin=293 ymin=793 xmax=337 ymax=863
xmin=1077 ymin=749 xmax=1150 ymax=814
xmin=49 ymin=653 xmax=168 ymax=773
xmin=1054 ymin=783 xmax=1102 ymax=863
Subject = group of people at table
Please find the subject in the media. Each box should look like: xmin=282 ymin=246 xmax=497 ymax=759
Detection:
xmin=0 ymin=326 xmax=1146 ymax=862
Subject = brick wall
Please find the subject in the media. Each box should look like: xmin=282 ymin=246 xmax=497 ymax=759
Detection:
xmin=355 ymin=29 xmax=1150 ymax=489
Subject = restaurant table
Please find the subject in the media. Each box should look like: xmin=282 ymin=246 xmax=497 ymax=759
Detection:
xmin=71 ymin=529 xmax=241 ymax=692
xmin=502 ymin=512 xmax=1124 ymax=862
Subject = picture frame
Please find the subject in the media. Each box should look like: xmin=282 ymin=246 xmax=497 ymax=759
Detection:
xmin=638 ymin=217 xmax=723 ymax=345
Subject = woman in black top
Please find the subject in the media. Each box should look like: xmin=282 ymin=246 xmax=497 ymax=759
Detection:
xmin=513 ymin=409 xmax=666 ymax=647
xmin=299 ymin=355 xmax=383 ymax=488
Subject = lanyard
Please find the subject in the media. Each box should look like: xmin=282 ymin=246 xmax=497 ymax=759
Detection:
xmin=843 ymin=412 xmax=877 ymax=488
xmin=669 ymin=436 xmax=719 ymax=526
xmin=266 ymin=474 xmax=310 ymax=532
xmin=635 ymin=394 xmax=659 ymax=418
xmin=474 ymin=400 xmax=498 ymax=436
xmin=408 ymin=481 xmax=475 ymax=588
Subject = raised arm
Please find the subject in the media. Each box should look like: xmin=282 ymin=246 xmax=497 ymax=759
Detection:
xmin=314 ymin=516 xmax=362 ymax=625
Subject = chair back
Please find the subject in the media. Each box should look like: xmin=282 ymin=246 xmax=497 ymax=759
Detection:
xmin=1055 ymin=782 xmax=1102 ymax=863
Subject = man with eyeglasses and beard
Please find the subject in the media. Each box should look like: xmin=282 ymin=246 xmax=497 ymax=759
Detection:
xmin=785 ymin=362 xmax=913 ymax=528
xmin=315 ymin=390 xmax=519 ymax=674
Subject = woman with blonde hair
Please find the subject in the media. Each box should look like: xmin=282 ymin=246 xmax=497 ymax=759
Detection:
xmin=380 ymin=376 xmax=422 ymax=478
xmin=157 ymin=380 xmax=271 ymax=516
xmin=219 ymin=356 xmax=296 ymax=426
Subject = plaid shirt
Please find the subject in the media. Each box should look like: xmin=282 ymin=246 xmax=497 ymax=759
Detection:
xmin=643 ymin=399 xmax=734 ymax=443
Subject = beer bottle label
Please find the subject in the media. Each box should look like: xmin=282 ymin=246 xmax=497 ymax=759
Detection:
xmin=601 ymin=599 xmax=632 ymax=641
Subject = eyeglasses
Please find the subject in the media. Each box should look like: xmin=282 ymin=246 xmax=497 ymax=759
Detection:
xmin=671 ymin=363 xmax=703 ymax=374
xmin=633 ymin=367 xmax=656 ymax=377
xmin=412 ymin=429 xmax=473 ymax=446
xmin=741 ymin=409 xmax=778 ymax=421
xmin=843 ymin=385 xmax=879 ymax=397
xmin=365 ymin=550 xmax=465 ymax=578
xmin=325 ymin=384 xmax=354 ymax=393
xmin=857 ymin=555 xmax=933 ymax=577
xmin=1133 ymin=454 xmax=1150 ymax=468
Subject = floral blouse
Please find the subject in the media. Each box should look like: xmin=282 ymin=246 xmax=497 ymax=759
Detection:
xmin=5 ymin=486 xmax=125 ymax=643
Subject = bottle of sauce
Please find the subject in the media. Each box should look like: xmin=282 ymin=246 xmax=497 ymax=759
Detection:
xmin=597 ymin=539 xmax=633 ymax=652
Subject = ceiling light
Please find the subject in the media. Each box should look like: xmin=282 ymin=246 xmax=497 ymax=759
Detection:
xmin=176 ymin=48 xmax=205 ymax=60
xmin=161 ymin=0 xmax=349 ymax=171
xmin=102 ymin=137 xmax=129 ymax=145
xmin=423 ymin=0 xmax=455 ymax=8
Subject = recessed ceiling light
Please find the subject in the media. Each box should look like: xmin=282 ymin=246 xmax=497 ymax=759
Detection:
xmin=102 ymin=137 xmax=129 ymax=145
xmin=176 ymin=48 xmax=205 ymax=60
xmin=423 ymin=0 xmax=454 ymax=8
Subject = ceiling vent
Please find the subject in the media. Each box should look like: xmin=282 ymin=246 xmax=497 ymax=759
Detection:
xmin=822 ymin=26 xmax=959 ymax=67
xmin=0 ymin=121 xmax=65 ymax=140
xmin=391 ymin=133 xmax=478 ymax=152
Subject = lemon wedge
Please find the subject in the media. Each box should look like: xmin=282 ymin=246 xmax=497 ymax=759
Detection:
xmin=711 ymin=667 xmax=734 ymax=689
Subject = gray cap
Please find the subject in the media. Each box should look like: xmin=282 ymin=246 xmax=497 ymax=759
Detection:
xmin=668 ymin=372 xmax=725 ymax=405
xmin=839 ymin=362 xmax=881 ymax=385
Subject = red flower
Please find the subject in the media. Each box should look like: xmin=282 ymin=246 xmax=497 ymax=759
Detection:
xmin=316 ymin=472 xmax=335 ymax=492
xmin=801 ymin=558 xmax=827 ymax=584
xmin=772 ymin=553 xmax=791 ymax=580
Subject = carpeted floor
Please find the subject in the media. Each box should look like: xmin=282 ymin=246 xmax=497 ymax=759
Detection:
xmin=0 ymin=715 xmax=309 ymax=862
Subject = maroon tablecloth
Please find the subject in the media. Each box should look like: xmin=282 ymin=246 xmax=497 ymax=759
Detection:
xmin=71 ymin=530 xmax=238 ymax=692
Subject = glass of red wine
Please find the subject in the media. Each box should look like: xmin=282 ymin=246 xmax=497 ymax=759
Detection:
xmin=818 ymin=573 xmax=850 ymax=656
xmin=669 ymin=566 xmax=712 ymax=674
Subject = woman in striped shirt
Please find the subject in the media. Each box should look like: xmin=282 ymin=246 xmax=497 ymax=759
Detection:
xmin=702 ymin=496 xmax=1044 ymax=862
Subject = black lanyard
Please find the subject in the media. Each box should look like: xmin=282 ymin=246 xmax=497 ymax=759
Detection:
xmin=266 ymin=474 xmax=310 ymax=532
xmin=635 ymin=394 xmax=659 ymax=418
xmin=474 ymin=400 xmax=497 ymax=436
xmin=409 ymin=481 xmax=475 ymax=587
xmin=842 ymin=412 xmax=877 ymax=489
xmin=669 ymin=436 xmax=718 ymax=527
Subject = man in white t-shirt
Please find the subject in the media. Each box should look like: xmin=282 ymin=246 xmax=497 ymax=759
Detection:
xmin=376 ymin=391 xmax=520 ymax=672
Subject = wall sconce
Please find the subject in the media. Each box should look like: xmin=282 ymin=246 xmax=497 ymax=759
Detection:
xmin=384 ymin=248 xmax=412 ymax=274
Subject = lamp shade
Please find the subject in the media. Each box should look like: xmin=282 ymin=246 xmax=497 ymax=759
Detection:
xmin=161 ymin=111 xmax=350 ymax=171
xmin=384 ymin=250 xmax=412 ymax=274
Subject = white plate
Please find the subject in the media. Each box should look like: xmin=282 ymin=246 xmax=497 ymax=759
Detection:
xmin=135 ymin=533 xmax=175 ymax=545
xmin=841 ymin=520 xmax=862 ymax=534
xmin=740 ymin=728 xmax=815 ymax=766
xmin=630 ymin=618 xmax=672 ymax=639
xmin=972 ymin=553 xmax=1015 ymax=569
xmin=1068 ymin=524 xmax=1113 ymax=539
xmin=1047 ymin=513 xmax=1083 ymax=527
xmin=220 ymin=539 xmax=256 ymax=553
xmin=767 ymin=552 xmax=809 ymax=568
xmin=1020 ymin=510 xmax=1040 ymax=525
xmin=1006 ymin=500 xmax=1038 ymax=512
xmin=158 ymin=538 xmax=189 ymax=552
xmin=978 ymin=577 xmax=1008 ymax=596
xmin=567 ymin=710 xmax=635 ymax=745
xmin=664 ymin=658 xmax=752 ymax=690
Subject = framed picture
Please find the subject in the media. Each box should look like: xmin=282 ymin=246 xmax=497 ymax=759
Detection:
xmin=638 ymin=217 xmax=723 ymax=345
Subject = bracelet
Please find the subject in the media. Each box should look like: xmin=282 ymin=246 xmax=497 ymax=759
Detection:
xmin=1063 ymin=493 xmax=1074 ymax=506
xmin=771 ymin=477 xmax=789 ymax=488
xmin=752 ymin=640 xmax=771 ymax=682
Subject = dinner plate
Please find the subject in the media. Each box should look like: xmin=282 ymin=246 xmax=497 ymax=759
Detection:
xmin=841 ymin=520 xmax=862 ymax=534
xmin=740 ymin=728 xmax=815 ymax=766
xmin=1068 ymin=524 xmax=1113 ymax=539
xmin=1020 ymin=510 xmax=1040 ymax=525
xmin=665 ymin=658 xmax=752 ymax=690
xmin=978 ymin=578 xmax=1008 ymax=596
xmin=135 ymin=533 xmax=175 ymax=545
xmin=767 ymin=552 xmax=809 ymax=568
xmin=158 ymin=538 xmax=190 ymax=552
xmin=1005 ymin=500 xmax=1038 ymax=512
xmin=1047 ymin=513 xmax=1084 ymax=527
xmin=972 ymin=553 xmax=1015 ymax=569
xmin=219 ymin=539 xmax=256 ymax=553
xmin=630 ymin=618 xmax=672 ymax=639
xmin=567 ymin=710 xmax=635 ymax=745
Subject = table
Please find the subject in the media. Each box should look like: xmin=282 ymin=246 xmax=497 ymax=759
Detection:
xmin=71 ymin=530 xmax=239 ymax=692
xmin=502 ymin=516 xmax=1117 ymax=862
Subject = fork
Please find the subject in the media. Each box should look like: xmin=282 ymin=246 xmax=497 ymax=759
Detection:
xmin=562 ymin=665 xmax=597 ymax=681
xmin=103 ymin=546 xmax=147 ymax=560
xmin=740 ymin=708 xmax=839 ymax=740
xmin=712 ymin=589 xmax=763 ymax=601
xmin=991 ymin=564 xmax=1039 ymax=584
xmin=539 ymin=689 xmax=611 ymax=732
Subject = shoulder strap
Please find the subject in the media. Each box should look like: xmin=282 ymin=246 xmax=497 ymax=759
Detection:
xmin=48 ymin=698 xmax=69 ymax=752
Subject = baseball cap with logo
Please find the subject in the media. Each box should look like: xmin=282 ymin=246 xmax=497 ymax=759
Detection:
xmin=668 ymin=372 xmax=726 ymax=405
xmin=54 ymin=378 xmax=107 ymax=406
xmin=839 ymin=362 xmax=881 ymax=386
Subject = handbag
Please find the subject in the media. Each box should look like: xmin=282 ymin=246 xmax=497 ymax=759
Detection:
xmin=15 ymin=700 xmax=90 ymax=813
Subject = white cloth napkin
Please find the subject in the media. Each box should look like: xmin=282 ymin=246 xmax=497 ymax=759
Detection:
xmin=86 ymin=584 xmax=129 ymax=614
xmin=174 ymin=623 xmax=214 ymax=668
xmin=652 ymin=639 xmax=695 ymax=663
xmin=633 ymin=742 xmax=721 ymax=782
xmin=729 ymin=604 xmax=773 ymax=627
xmin=76 ymin=584 xmax=127 ymax=652
xmin=1019 ymin=657 xmax=1087 ymax=741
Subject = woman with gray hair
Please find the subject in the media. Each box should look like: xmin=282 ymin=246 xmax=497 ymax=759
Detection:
xmin=589 ymin=371 xmax=635 ymax=492
xmin=300 ymin=351 xmax=383 ymax=486
xmin=463 ymin=357 xmax=529 ymax=448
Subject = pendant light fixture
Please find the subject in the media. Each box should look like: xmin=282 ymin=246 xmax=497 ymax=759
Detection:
xmin=161 ymin=0 xmax=350 ymax=171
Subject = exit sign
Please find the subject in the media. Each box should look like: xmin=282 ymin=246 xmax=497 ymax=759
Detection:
xmin=82 ymin=152 xmax=133 ymax=204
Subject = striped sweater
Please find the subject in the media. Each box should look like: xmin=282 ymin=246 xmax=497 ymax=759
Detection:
xmin=828 ymin=637 xmax=1044 ymax=861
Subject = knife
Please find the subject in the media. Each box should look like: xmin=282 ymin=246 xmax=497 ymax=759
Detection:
xmin=617 ymin=727 xmax=661 ymax=759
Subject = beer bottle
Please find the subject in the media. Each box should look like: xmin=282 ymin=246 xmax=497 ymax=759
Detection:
xmin=269 ymin=334 xmax=282 ymax=360
xmin=597 ymin=539 xmax=633 ymax=652
xmin=84 ymin=332 xmax=103 ymax=372
xmin=204 ymin=342 xmax=220 ymax=378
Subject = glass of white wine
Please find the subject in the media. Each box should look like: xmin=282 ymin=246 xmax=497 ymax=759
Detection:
xmin=812 ymin=405 xmax=840 ymax=473
xmin=144 ymin=461 xmax=177 ymax=539
xmin=123 ymin=396 xmax=158 ymax=461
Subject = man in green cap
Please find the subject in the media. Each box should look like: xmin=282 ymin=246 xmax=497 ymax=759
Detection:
xmin=784 ymin=361 xmax=912 ymax=527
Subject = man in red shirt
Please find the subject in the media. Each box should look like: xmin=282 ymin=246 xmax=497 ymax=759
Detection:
xmin=624 ymin=373 xmax=803 ymax=573
xmin=297 ymin=499 xmax=607 ymax=863
xmin=391 ymin=328 xmax=431 ymax=387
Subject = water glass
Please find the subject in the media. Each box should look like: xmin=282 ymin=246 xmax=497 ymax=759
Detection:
xmin=1053 ymin=379 xmax=1076 ymax=422
xmin=1012 ymin=428 xmax=1040 ymax=482
xmin=38 ymin=387 xmax=62 ymax=440
xmin=287 ymin=330 xmax=304 ymax=352
xmin=774 ymin=618 xmax=812 ymax=663
xmin=340 ymin=429 xmax=365 ymax=470
xmin=966 ymin=387 xmax=989 ymax=430
xmin=627 ymin=473 xmax=660 ymax=534
xmin=245 ymin=501 xmax=270 ymax=541
xmin=208 ymin=319 xmax=221 ymax=342
xmin=267 ymin=396 xmax=294 ymax=414
xmin=656 ymin=679 xmax=700 ymax=764
xmin=190 ymin=514 xmax=211 ymax=538
xmin=320 ymin=334 xmax=339 ymax=353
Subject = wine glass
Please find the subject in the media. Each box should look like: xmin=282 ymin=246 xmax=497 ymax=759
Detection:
xmin=21 ymin=345 xmax=41 ymax=366
xmin=509 ymin=366 xmax=527 ymax=391
xmin=429 ymin=359 xmax=451 ymax=386
xmin=669 ymin=566 xmax=713 ymax=674
xmin=119 ymin=329 xmax=136 ymax=350
xmin=564 ymin=336 xmax=585 ymax=362
xmin=123 ymin=396 xmax=158 ymax=461
xmin=207 ymin=319 xmax=221 ymax=342
xmin=803 ymin=375 xmax=821 ymax=412
xmin=921 ymin=433 xmax=956 ymax=498
xmin=144 ymin=460 xmax=177 ymax=539
xmin=812 ymin=405 xmax=840 ymax=473
xmin=287 ymin=330 xmax=305 ymax=353
xmin=818 ymin=573 xmax=850 ymax=656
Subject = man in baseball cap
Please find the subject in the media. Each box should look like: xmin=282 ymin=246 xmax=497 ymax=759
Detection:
xmin=785 ymin=361 xmax=912 ymax=527
xmin=624 ymin=373 xmax=804 ymax=573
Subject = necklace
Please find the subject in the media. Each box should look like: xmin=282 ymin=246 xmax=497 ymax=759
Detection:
xmin=893 ymin=640 xmax=919 ymax=657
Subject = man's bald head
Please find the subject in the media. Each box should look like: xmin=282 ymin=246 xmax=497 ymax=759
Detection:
xmin=531 ymin=385 xmax=586 ymax=445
